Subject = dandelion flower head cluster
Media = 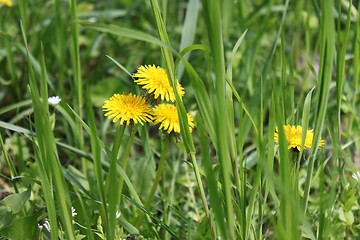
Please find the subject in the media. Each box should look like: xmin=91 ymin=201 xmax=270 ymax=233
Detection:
xmin=274 ymin=125 xmax=325 ymax=151
xmin=103 ymin=64 xmax=194 ymax=135
xmin=153 ymin=104 xmax=195 ymax=134
xmin=133 ymin=65 xmax=184 ymax=102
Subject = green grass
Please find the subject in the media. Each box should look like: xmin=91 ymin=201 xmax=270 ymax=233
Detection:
xmin=1 ymin=0 xmax=360 ymax=239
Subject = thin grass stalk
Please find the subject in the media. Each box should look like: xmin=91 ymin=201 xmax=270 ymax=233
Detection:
xmin=149 ymin=1 xmax=214 ymax=237
xmin=281 ymin=29 xmax=287 ymax=121
xmin=0 ymin=133 xmax=17 ymax=178
xmin=163 ymin=158 xmax=181 ymax=240
xmin=263 ymin=93 xmax=279 ymax=217
xmin=117 ymin=124 xmax=138 ymax=206
xmin=106 ymin=124 xmax=125 ymax=240
xmin=221 ymin=0 xmax=234 ymax=40
xmin=189 ymin=151 xmax=215 ymax=238
xmin=105 ymin=124 xmax=125 ymax=192
xmin=236 ymin=106 xmax=246 ymax=239
xmin=289 ymin=39 xmax=295 ymax=125
xmin=198 ymin=117 xmax=227 ymax=239
xmin=74 ymin=189 xmax=95 ymax=240
xmin=297 ymin=87 xmax=316 ymax=165
xmin=55 ymin=0 xmax=66 ymax=95
xmin=18 ymin=0 xmax=28 ymax=33
xmin=274 ymin=92 xmax=290 ymax=239
xmin=87 ymin=95 xmax=109 ymax=235
xmin=28 ymin=129 xmax=58 ymax=240
xmin=349 ymin=2 xmax=360 ymax=131
xmin=40 ymin=46 xmax=76 ymax=240
xmin=245 ymin=0 xmax=290 ymax=237
xmin=177 ymin=0 xmax=200 ymax=80
xmin=302 ymin=0 xmax=335 ymax=215
xmin=16 ymin=135 xmax=25 ymax=174
xmin=336 ymin=0 xmax=352 ymax=143
xmin=69 ymin=0 xmax=85 ymax=172
xmin=201 ymin=1 xmax=235 ymax=238
xmin=4 ymin=34 xmax=20 ymax=100
xmin=144 ymin=134 xmax=169 ymax=210
xmin=22 ymin=23 xmax=76 ymax=239
xmin=135 ymin=134 xmax=170 ymax=228
xmin=257 ymin=76 xmax=265 ymax=240
xmin=183 ymin=159 xmax=201 ymax=219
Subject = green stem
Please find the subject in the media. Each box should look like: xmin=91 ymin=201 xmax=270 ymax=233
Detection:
xmin=105 ymin=124 xmax=125 ymax=193
xmin=184 ymin=160 xmax=200 ymax=219
xmin=117 ymin=124 xmax=138 ymax=206
xmin=106 ymin=124 xmax=125 ymax=240
xmin=144 ymin=135 xmax=169 ymax=210
xmin=136 ymin=134 xmax=170 ymax=228
xmin=0 ymin=133 xmax=17 ymax=178
xmin=190 ymin=151 xmax=215 ymax=239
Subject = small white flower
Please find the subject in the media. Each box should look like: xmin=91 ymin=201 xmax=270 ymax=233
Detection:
xmin=88 ymin=17 xmax=97 ymax=23
xmin=352 ymin=171 xmax=360 ymax=181
xmin=40 ymin=219 xmax=51 ymax=232
xmin=71 ymin=206 xmax=77 ymax=217
xmin=48 ymin=96 xmax=61 ymax=106
xmin=116 ymin=211 xmax=121 ymax=219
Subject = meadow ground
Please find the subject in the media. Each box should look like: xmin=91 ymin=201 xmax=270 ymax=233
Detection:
xmin=0 ymin=0 xmax=360 ymax=239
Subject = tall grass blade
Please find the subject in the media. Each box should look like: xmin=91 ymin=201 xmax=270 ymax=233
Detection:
xmin=22 ymin=22 xmax=76 ymax=239
xmin=201 ymin=1 xmax=235 ymax=238
xmin=177 ymin=0 xmax=200 ymax=80
xmin=303 ymin=0 xmax=335 ymax=214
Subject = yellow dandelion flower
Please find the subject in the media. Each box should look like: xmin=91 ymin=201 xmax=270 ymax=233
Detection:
xmin=153 ymin=104 xmax=195 ymax=134
xmin=133 ymin=65 xmax=185 ymax=102
xmin=274 ymin=125 xmax=325 ymax=151
xmin=102 ymin=93 xmax=153 ymax=125
xmin=0 ymin=0 xmax=12 ymax=6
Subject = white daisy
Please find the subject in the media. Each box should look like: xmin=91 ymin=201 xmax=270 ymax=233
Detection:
xmin=71 ymin=206 xmax=77 ymax=217
xmin=48 ymin=96 xmax=61 ymax=106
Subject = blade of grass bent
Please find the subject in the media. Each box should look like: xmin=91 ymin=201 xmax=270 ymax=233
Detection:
xmin=79 ymin=21 xmax=178 ymax=54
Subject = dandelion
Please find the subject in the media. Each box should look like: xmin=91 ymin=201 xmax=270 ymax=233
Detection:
xmin=0 ymin=0 xmax=12 ymax=7
xmin=352 ymin=171 xmax=360 ymax=181
xmin=102 ymin=93 xmax=153 ymax=125
xmin=48 ymin=96 xmax=61 ymax=106
xmin=274 ymin=125 xmax=325 ymax=151
xmin=153 ymin=103 xmax=194 ymax=134
xmin=133 ymin=65 xmax=184 ymax=102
